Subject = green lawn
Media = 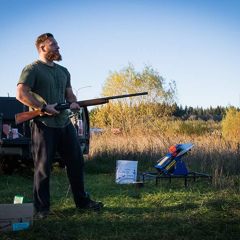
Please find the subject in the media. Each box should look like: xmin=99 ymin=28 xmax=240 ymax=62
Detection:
xmin=0 ymin=168 xmax=239 ymax=240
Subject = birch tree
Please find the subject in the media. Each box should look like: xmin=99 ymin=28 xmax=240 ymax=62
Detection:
xmin=91 ymin=63 xmax=178 ymax=130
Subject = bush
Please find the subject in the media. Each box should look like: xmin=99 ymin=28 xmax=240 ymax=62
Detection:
xmin=222 ymin=107 xmax=240 ymax=143
xmin=176 ymin=120 xmax=209 ymax=136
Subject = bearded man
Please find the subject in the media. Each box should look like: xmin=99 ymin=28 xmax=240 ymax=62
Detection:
xmin=16 ymin=33 xmax=103 ymax=219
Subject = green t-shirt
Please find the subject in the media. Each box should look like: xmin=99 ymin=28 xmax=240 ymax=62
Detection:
xmin=18 ymin=60 xmax=71 ymax=128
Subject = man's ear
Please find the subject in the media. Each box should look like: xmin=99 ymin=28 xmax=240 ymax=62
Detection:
xmin=40 ymin=44 xmax=45 ymax=52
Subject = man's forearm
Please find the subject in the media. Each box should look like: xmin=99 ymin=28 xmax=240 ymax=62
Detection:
xmin=65 ymin=87 xmax=77 ymax=103
xmin=16 ymin=91 xmax=44 ymax=110
xmin=66 ymin=96 xmax=77 ymax=103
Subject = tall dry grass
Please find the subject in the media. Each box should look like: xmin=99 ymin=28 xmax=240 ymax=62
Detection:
xmin=85 ymin=127 xmax=240 ymax=189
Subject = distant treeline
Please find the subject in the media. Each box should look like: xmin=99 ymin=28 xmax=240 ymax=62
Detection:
xmin=90 ymin=102 xmax=231 ymax=131
xmin=152 ymin=102 xmax=230 ymax=122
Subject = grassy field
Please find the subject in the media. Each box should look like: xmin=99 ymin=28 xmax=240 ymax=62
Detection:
xmin=86 ymin=131 xmax=240 ymax=180
xmin=0 ymin=131 xmax=240 ymax=239
xmin=0 ymin=169 xmax=239 ymax=240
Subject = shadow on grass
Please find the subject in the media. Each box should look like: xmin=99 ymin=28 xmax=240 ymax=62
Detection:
xmin=2 ymin=204 xmax=239 ymax=240
xmin=1 ymin=172 xmax=240 ymax=240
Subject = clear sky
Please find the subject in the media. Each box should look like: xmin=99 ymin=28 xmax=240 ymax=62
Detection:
xmin=1 ymin=0 xmax=239 ymax=109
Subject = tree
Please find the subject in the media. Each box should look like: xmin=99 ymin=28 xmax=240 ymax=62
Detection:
xmin=92 ymin=63 xmax=178 ymax=130
xmin=197 ymin=107 xmax=204 ymax=116
xmin=102 ymin=63 xmax=177 ymax=104
xmin=222 ymin=107 xmax=240 ymax=143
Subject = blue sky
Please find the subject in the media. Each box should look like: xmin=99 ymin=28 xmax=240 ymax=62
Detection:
xmin=1 ymin=0 xmax=239 ymax=109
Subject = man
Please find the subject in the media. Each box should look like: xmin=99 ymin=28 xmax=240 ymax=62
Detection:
xmin=16 ymin=33 xmax=103 ymax=219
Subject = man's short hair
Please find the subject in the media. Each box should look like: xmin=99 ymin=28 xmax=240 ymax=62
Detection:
xmin=35 ymin=33 xmax=54 ymax=50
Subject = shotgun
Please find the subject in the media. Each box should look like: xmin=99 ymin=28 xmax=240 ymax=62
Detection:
xmin=15 ymin=92 xmax=148 ymax=125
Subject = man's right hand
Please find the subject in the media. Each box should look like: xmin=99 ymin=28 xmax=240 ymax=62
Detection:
xmin=44 ymin=103 xmax=60 ymax=116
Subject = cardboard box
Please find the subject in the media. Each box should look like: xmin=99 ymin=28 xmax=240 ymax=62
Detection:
xmin=0 ymin=203 xmax=33 ymax=231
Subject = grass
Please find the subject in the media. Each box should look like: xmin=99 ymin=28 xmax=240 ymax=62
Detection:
xmin=1 ymin=130 xmax=240 ymax=239
xmin=0 ymin=168 xmax=240 ymax=240
xmin=86 ymin=131 xmax=240 ymax=178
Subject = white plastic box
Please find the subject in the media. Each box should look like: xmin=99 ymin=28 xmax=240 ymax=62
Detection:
xmin=116 ymin=160 xmax=138 ymax=184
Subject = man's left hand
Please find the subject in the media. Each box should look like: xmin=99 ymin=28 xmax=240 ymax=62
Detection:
xmin=70 ymin=102 xmax=80 ymax=112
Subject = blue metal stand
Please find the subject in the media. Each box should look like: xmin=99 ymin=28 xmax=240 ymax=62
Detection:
xmin=168 ymin=160 xmax=189 ymax=175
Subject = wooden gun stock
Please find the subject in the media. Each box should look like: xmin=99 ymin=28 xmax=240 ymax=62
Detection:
xmin=15 ymin=91 xmax=148 ymax=125
xmin=15 ymin=110 xmax=42 ymax=125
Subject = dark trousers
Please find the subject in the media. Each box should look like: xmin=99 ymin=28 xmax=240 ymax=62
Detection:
xmin=31 ymin=121 xmax=90 ymax=212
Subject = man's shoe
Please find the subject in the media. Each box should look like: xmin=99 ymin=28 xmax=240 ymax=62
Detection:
xmin=35 ymin=210 xmax=50 ymax=219
xmin=80 ymin=200 xmax=104 ymax=210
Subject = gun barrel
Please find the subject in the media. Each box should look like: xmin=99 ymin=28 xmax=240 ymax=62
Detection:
xmin=106 ymin=91 xmax=148 ymax=100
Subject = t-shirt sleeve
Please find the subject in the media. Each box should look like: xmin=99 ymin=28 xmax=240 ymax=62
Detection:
xmin=18 ymin=65 xmax=36 ymax=89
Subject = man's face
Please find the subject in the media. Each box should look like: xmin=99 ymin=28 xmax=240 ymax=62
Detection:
xmin=44 ymin=37 xmax=62 ymax=61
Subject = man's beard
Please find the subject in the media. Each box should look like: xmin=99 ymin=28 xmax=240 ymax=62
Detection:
xmin=45 ymin=49 xmax=62 ymax=61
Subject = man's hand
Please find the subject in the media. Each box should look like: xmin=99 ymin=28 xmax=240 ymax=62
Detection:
xmin=40 ymin=103 xmax=60 ymax=116
xmin=70 ymin=102 xmax=80 ymax=112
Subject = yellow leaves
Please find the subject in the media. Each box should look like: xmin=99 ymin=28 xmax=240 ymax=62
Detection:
xmin=222 ymin=107 xmax=240 ymax=143
xmin=92 ymin=64 xmax=178 ymax=130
